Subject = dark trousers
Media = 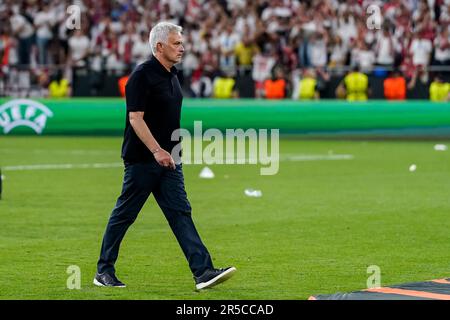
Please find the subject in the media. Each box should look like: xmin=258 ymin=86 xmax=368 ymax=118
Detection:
xmin=18 ymin=36 xmax=34 ymax=66
xmin=97 ymin=161 xmax=214 ymax=277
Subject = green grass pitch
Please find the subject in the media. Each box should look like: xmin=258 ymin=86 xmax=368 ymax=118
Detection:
xmin=0 ymin=136 xmax=449 ymax=299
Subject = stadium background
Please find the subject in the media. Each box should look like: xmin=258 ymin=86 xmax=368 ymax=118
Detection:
xmin=1 ymin=0 xmax=450 ymax=300
xmin=0 ymin=0 xmax=449 ymax=99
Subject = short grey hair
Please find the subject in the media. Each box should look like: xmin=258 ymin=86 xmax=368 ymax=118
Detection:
xmin=149 ymin=22 xmax=183 ymax=56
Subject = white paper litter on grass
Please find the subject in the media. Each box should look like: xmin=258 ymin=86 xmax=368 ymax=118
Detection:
xmin=434 ymin=144 xmax=448 ymax=151
xmin=199 ymin=167 xmax=214 ymax=179
xmin=244 ymin=189 xmax=262 ymax=197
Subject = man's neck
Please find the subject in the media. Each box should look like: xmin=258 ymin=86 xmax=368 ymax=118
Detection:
xmin=155 ymin=55 xmax=173 ymax=72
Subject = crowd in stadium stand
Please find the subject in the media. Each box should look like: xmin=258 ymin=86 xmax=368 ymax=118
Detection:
xmin=0 ymin=0 xmax=449 ymax=100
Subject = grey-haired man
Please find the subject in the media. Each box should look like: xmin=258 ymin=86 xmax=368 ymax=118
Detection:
xmin=94 ymin=22 xmax=236 ymax=290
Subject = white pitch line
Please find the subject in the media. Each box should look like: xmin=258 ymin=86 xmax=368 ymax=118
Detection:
xmin=0 ymin=149 xmax=117 ymax=155
xmin=197 ymin=154 xmax=354 ymax=162
xmin=3 ymin=163 xmax=123 ymax=171
xmin=281 ymin=154 xmax=354 ymax=161
xmin=1 ymin=154 xmax=353 ymax=171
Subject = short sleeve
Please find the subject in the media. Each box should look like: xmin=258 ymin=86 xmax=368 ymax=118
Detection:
xmin=125 ymin=69 xmax=148 ymax=112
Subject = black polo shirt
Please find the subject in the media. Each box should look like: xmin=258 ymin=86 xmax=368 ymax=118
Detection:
xmin=121 ymin=56 xmax=183 ymax=163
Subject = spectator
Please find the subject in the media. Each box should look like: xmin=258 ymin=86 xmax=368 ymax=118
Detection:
xmin=329 ymin=35 xmax=348 ymax=70
xmin=409 ymin=32 xmax=432 ymax=83
xmin=34 ymin=2 xmax=55 ymax=65
xmin=252 ymin=45 xmax=277 ymax=98
xmin=68 ymin=30 xmax=90 ymax=68
xmin=236 ymin=2 xmax=259 ymax=36
xmin=190 ymin=72 xmax=213 ymax=98
xmin=181 ymin=47 xmax=200 ymax=83
xmin=336 ymin=65 xmax=370 ymax=101
xmin=219 ymin=24 xmax=240 ymax=71
xmin=439 ymin=2 xmax=450 ymax=25
xmin=429 ymin=73 xmax=450 ymax=102
xmin=132 ymin=31 xmax=152 ymax=67
xmin=355 ymin=41 xmax=376 ymax=72
xmin=308 ymin=32 xmax=328 ymax=68
xmin=0 ymin=24 xmax=14 ymax=93
xmin=397 ymin=32 xmax=419 ymax=89
xmin=105 ymin=31 xmax=125 ymax=72
xmin=433 ymin=28 xmax=450 ymax=66
xmin=89 ymin=46 xmax=104 ymax=96
xmin=384 ymin=69 xmax=407 ymax=100
xmin=54 ymin=4 xmax=70 ymax=65
xmin=263 ymin=67 xmax=287 ymax=99
xmin=48 ymin=69 xmax=70 ymax=98
xmin=234 ymin=32 xmax=259 ymax=71
xmin=199 ymin=41 xmax=219 ymax=74
xmin=261 ymin=0 xmax=291 ymax=22
xmin=117 ymin=68 xmax=130 ymax=98
xmin=118 ymin=23 xmax=139 ymax=68
xmin=9 ymin=6 xmax=34 ymax=67
xmin=335 ymin=10 xmax=357 ymax=48
xmin=281 ymin=37 xmax=299 ymax=73
xmin=32 ymin=68 xmax=50 ymax=98
xmin=416 ymin=10 xmax=437 ymax=41
xmin=375 ymin=25 xmax=395 ymax=67
xmin=293 ymin=68 xmax=319 ymax=100
xmin=213 ymin=70 xmax=238 ymax=99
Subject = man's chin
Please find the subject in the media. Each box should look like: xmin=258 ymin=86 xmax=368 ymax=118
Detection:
xmin=169 ymin=59 xmax=181 ymax=65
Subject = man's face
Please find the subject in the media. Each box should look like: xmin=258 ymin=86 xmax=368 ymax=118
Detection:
xmin=159 ymin=32 xmax=184 ymax=64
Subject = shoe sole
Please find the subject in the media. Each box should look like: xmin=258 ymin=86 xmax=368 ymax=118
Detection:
xmin=195 ymin=267 xmax=237 ymax=290
xmin=93 ymin=278 xmax=126 ymax=288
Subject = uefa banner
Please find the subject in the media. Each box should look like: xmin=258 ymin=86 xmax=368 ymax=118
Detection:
xmin=0 ymin=98 xmax=450 ymax=136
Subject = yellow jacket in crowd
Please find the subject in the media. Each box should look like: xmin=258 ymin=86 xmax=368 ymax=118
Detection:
xmin=213 ymin=77 xmax=236 ymax=99
xmin=344 ymin=71 xmax=369 ymax=101
xmin=298 ymin=77 xmax=317 ymax=100
xmin=49 ymin=79 xmax=70 ymax=98
xmin=429 ymin=81 xmax=450 ymax=102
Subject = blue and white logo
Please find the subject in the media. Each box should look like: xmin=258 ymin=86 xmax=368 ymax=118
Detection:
xmin=0 ymin=99 xmax=53 ymax=134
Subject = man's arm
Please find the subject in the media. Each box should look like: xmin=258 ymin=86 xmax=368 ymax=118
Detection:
xmin=129 ymin=111 xmax=175 ymax=169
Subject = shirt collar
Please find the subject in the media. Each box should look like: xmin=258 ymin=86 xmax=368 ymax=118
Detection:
xmin=150 ymin=55 xmax=178 ymax=77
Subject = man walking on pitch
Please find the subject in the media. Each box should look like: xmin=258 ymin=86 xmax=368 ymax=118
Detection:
xmin=94 ymin=22 xmax=236 ymax=290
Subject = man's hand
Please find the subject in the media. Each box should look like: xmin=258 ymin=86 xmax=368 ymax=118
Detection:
xmin=153 ymin=149 xmax=176 ymax=170
xmin=128 ymin=111 xmax=175 ymax=170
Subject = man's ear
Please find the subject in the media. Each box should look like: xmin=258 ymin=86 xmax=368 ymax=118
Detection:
xmin=157 ymin=42 xmax=163 ymax=53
